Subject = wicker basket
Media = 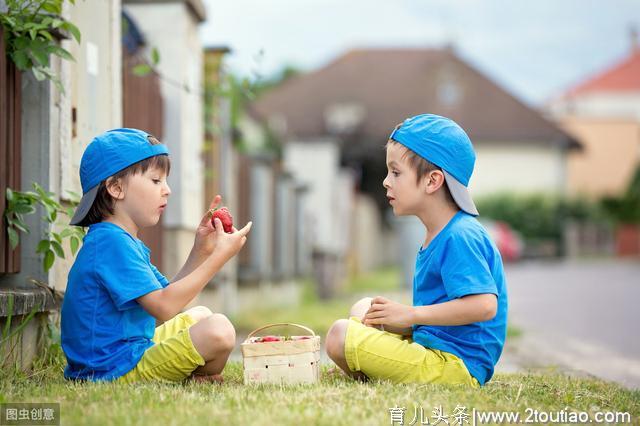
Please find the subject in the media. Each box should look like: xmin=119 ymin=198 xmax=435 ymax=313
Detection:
xmin=241 ymin=323 xmax=321 ymax=385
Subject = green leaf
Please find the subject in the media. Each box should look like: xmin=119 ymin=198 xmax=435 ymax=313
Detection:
xmin=66 ymin=190 xmax=81 ymax=200
xmin=36 ymin=240 xmax=50 ymax=254
xmin=51 ymin=240 xmax=65 ymax=259
xmin=62 ymin=22 xmax=81 ymax=43
xmin=60 ymin=228 xmax=73 ymax=238
xmin=151 ymin=47 xmax=160 ymax=65
xmin=14 ymin=36 xmax=29 ymax=50
xmin=11 ymin=50 xmax=30 ymax=70
xmin=7 ymin=227 xmax=19 ymax=250
xmin=70 ymin=236 xmax=79 ymax=256
xmin=43 ymin=250 xmax=55 ymax=272
xmin=39 ymin=30 xmax=54 ymax=42
xmin=32 ymin=67 xmax=47 ymax=81
xmin=13 ymin=203 xmax=36 ymax=215
xmin=12 ymin=220 xmax=29 ymax=233
xmin=42 ymin=2 xmax=62 ymax=14
xmin=6 ymin=188 xmax=14 ymax=202
xmin=49 ymin=45 xmax=74 ymax=62
xmin=132 ymin=63 xmax=152 ymax=76
xmin=51 ymin=232 xmax=62 ymax=244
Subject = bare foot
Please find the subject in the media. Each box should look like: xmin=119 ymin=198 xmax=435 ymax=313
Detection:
xmin=188 ymin=373 xmax=224 ymax=384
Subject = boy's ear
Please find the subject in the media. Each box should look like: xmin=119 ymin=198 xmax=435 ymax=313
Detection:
xmin=424 ymin=170 xmax=446 ymax=194
xmin=105 ymin=177 xmax=125 ymax=200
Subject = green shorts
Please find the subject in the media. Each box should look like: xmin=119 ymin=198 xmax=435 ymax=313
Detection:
xmin=345 ymin=317 xmax=479 ymax=387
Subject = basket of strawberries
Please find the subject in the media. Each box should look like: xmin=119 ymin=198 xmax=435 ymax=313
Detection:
xmin=241 ymin=323 xmax=321 ymax=385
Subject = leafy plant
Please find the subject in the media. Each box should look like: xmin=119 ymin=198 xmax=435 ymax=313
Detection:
xmin=475 ymin=193 xmax=605 ymax=244
xmin=0 ymin=0 xmax=81 ymax=90
xmin=131 ymin=46 xmax=160 ymax=77
xmin=601 ymin=164 xmax=640 ymax=224
xmin=4 ymin=183 xmax=86 ymax=272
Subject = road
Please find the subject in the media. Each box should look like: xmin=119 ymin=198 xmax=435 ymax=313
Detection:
xmin=500 ymin=259 xmax=640 ymax=389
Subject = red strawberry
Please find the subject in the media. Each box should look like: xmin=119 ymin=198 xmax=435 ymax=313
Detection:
xmin=210 ymin=207 xmax=234 ymax=233
xmin=260 ymin=336 xmax=281 ymax=342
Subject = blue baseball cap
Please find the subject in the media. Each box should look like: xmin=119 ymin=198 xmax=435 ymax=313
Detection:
xmin=70 ymin=128 xmax=170 ymax=225
xmin=390 ymin=114 xmax=478 ymax=216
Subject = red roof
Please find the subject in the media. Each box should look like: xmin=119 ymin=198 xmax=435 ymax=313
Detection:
xmin=566 ymin=49 xmax=640 ymax=96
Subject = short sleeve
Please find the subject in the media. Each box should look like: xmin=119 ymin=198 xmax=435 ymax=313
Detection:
xmin=150 ymin=263 xmax=170 ymax=288
xmin=440 ymin=235 xmax=498 ymax=300
xmin=96 ymin=234 xmax=164 ymax=310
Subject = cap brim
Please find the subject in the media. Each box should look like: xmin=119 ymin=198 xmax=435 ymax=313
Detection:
xmin=443 ymin=170 xmax=479 ymax=216
xmin=69 ymin=185 xmax=99 ymax=226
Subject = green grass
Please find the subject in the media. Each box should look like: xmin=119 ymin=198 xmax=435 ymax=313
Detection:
xmin=1 ymin=346 xmax=638 ymax=426
xmin=347 ymin=266 xmax=403 ymax=294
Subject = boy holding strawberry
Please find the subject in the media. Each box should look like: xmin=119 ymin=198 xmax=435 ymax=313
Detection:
xmin=325 ymin=114 xmax=507 ymax=387
xmin=61 ymin=128 xmax=251 ymax=383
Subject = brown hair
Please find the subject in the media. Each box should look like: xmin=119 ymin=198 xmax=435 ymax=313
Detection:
xmin=77 ymin=136 xmax=170 ymax=227
xmin=385 ymin=138 xmax=456 ymax=205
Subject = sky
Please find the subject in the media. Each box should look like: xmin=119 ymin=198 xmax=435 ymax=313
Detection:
xmin=199 ymin=0 xmax=640 ymax=107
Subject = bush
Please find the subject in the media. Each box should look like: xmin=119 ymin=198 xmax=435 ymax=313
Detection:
xmin=601 ymin=164 xmax=640 ymax=224
xmin=475 ymin=193 xmax=605 ymax=246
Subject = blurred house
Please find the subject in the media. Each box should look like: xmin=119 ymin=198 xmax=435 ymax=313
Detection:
xmin=547 ymin=34 xmax=640 ymax=199
xmin=250 ymin=47 xmax=579 ymax=289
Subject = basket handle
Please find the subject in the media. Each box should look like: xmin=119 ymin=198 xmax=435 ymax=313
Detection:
xmin=247 ymin=323 xmax=316 ymax=339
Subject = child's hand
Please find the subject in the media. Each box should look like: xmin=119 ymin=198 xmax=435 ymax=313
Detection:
xmin=363 ymin=296 xmax=416 ymax=329
xmin=211 ymin=217 xmax=252 ymax=262
xmin=193 ymin=195 xmax=223 ymax=256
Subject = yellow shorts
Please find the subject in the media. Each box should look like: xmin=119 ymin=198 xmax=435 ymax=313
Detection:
xmin=345 ymin=317 xmax=479 ymax=387
xmin=118 ymin=312 xmax=205 ymax=383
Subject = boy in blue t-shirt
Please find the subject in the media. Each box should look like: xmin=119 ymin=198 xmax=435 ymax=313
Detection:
xmin=326 ymin=114 xmax=508 ymax=387
xmin=61 ymin=128 xmax=252 ymax=383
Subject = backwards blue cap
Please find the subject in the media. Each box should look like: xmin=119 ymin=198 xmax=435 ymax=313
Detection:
xmin=70 ymin=128 xmax=169 ymax=225
xmin=390 ymin=114 xmax=479 ymax=215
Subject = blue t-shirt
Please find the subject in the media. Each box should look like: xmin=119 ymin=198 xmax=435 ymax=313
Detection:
xmin=61 ymin=222 xmax=169 ymax=381
xmin=412 ymin=211 xmax=508 ymax=386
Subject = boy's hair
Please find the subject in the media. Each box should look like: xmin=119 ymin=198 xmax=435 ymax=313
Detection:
xmin=77 ymin=136 xmax=170 ymax=227
xmin=386 ymin=139 xmax=456 ymax=205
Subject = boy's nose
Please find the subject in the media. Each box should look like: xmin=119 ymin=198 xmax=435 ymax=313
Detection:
xmin=382 ymin=176 xmax=390 ymax=189
xmin=164 ymin=183 xmax=172 ymax=196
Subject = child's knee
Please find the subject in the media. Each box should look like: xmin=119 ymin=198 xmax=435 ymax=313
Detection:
xmin=204 ymin=314 xmax=236 ymax=352
xmin=185 ymin=305 xmax=214 ymax=322
xmin=349 ymin=297 xmax=373 ymax=319
xmin=326 ymin=319 xmax=349 ymax=360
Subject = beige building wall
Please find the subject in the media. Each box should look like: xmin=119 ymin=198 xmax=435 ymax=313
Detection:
xmin=125 ymin=2 xmax=205 ymax=278
xmin=471 ymin=143 xmax=567 ymax=196
xmin=53 ymin=0 xmax=122 ymax=293
xmin=560 ymin=117 xmax=640 ymax=198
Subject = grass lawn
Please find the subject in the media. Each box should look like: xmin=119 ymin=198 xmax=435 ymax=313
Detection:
xmin=1 ymin=346 xmax=638 ymax=425
xmin=3 ymin=267 xmax=637 ymax=425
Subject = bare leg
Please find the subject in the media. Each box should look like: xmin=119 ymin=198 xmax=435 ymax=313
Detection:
xmin=325 ymin=319 xmax=367 ymax=381
xmin=188 ymin=313 xmax=236 ymax=380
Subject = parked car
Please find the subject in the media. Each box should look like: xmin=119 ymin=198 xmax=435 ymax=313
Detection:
xmin=480 ymin=219 xmax=524 ymax=262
